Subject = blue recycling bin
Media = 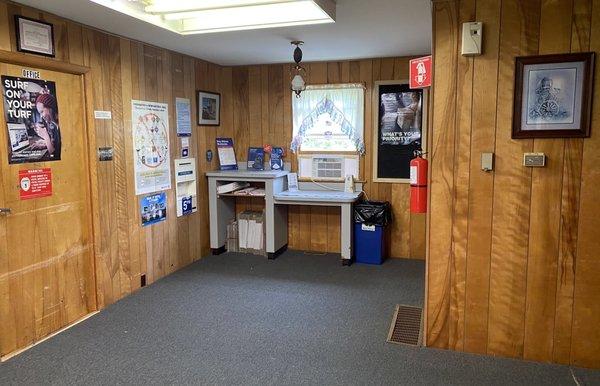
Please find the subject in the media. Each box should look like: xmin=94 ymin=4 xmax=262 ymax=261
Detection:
xmin=354 ymin=223 xmax=385 ymax=264
xmin=353 ymin=200 xmax=391 ymax=265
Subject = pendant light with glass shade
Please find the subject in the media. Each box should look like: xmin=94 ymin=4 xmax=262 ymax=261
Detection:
xmin=290 ymin=41 xmax=307 ymax=98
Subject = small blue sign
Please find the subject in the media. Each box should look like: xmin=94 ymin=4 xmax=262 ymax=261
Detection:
xmin=182 ymin=196 xmax=192 ymax=216
xmin=140 ymin=192 xmax=167 ymax=227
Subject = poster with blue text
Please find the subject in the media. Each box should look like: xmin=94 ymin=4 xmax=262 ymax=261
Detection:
xmin=140 ymin=192 xmax=167 ymax=227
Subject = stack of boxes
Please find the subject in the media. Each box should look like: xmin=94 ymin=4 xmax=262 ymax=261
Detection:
xmin=226 ymin=219 xmax=238 ymax=252
xmin=237 ymin=210 xmax=265 ymax=256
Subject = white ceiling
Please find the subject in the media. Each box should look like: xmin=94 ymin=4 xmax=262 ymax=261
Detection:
xmin=14 ymin=0 xmax=432 ymax=66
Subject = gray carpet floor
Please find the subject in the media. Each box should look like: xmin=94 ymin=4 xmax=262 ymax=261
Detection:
xmin=1 ymin=251 xmax=598 ymax=385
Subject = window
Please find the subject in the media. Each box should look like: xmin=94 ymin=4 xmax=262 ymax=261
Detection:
xmin=291 ymin=84 xmax=365 ymax=154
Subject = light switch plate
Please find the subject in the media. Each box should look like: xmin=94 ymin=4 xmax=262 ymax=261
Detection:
xmin=481 ymin=152 xmax=494 ymax=171
xmin=523 ymin=153 xmax=546 ymax=167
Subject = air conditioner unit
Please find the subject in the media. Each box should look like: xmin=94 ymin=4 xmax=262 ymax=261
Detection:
xmin=298 ymin=154 xmax=359 ymax=181
xmin=313 ymin=156 xmax=344 ymax=179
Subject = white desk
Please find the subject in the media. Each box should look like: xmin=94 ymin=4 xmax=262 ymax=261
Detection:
xmin=273 ymin=190 xmax=363 ymax=265
xmin=207 ymin=169 xmax=289 ymax=258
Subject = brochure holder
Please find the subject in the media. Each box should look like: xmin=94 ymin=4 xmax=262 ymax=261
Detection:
xmin=175 ymin=158 xmax=197 ymax=217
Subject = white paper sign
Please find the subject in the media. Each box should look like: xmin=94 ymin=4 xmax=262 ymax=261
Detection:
xmin=181 ymin=137 xmax=190 ymax=158
xmin=132 ymin=100 xmax=172 ymax=195
xmin=175 ymin=97 xmax=191 ymax=137
xmin=361 ymin=224 xmax=376 ymax=232
xmin=94 ymin=110 xmax=112 ymax=120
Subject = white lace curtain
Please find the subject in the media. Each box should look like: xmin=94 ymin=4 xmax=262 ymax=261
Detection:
xmin=291 ymin=84 xmax=365 ymax=154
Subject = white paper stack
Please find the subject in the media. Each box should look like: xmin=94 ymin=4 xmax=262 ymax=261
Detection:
xmin=236 ymin=210 xmax=265 ymax=255
xmin=226 ymin=220 xmax=238 ymax=252
xmin=217 ymin=182 xmax=250 ymax=194
xmin=238 ymin=214 xmax=249 ymax=250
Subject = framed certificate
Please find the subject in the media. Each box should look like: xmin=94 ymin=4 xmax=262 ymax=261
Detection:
xmin=15 ymin=16 xmax=55 ymax=57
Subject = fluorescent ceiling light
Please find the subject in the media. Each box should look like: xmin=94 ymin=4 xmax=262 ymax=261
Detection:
xmin=89 ymin=0 xmax=336 ymax=35
xmin=145 ymin=0 xmax=286 ymax=14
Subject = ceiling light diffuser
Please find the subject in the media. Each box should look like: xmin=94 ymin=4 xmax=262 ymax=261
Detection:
xmin=89 ymin=0 xmax=336 ymax=35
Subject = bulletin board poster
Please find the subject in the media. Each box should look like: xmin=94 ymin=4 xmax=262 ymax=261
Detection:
xmin=2 ymin=75 xmax=62 ymax=164
xmin=375 ymin=83 xmax=426 ymax=181
xmin=132 ymin=100 xmax=172 ymax=195
xmin=140 ymin=192 xmax=167 ymax=227
xmin=175 ymin=97 xmax=191 ymax=137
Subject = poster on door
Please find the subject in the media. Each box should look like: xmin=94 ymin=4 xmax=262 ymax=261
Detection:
xmin=132 ymin=100 xmax=172 ymax=195
xmin=2 ymin=75 xmax=61 ymax=164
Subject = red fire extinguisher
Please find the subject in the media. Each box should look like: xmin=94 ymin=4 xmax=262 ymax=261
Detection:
xmin=410 ymin=150 xmax=428 ymax=213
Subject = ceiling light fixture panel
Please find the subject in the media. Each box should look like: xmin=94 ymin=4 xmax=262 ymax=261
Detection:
xmin=89 ymin=0 xmax=336 ymax=35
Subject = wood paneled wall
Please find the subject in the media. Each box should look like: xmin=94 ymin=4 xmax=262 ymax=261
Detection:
xmin=428 ymin=0 xmax=600 ymax=368
xmin=0 ymin=0 xmax=427 ymax=344
xmin=215 ymin=60 xmax=426 ymax=259
xmin=0 ymin=0 xmax=218 ymax=312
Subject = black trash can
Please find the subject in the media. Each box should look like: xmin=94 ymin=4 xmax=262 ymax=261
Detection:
xmin=353 ymin=200 xmax=391 ymax=264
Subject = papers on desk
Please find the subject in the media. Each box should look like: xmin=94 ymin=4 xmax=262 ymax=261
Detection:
xmin=231 ymin=187 xmax=266 ymax=197
xmin=217 ymin=181 xmax=250 ymax=194
xmin=274 ymin=189 xmax=362 ymax=203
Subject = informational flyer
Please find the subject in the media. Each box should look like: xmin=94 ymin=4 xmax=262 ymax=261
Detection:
xmin=175 ymin=97 xmax=191 ymax=137
xmin=132 ymin=100 xmax=172 ymax=195
xmin=140 ymin=192 xmax=167 ymax=227
xmin=19 ymin=168 xmax=52 ymax=200
xmin=2 ymin=75 xmax=61 ymax=164
xmin=216 ymin=138 xmax=237 ymax=170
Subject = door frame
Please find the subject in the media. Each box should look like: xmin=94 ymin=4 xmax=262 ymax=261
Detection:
xmin=0 ymin=49 xmax=101 ymax=326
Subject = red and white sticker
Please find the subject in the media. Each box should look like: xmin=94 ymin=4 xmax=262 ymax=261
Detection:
xmin=19 ymin=168 xmax=52 ymax=200
xmin=409 ymin=55 xmax=432 ymax=89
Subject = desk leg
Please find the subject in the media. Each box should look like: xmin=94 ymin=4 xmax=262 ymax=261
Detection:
xmin=208 ymin=178 xmax=236 ymax=252
xmin=341 ymin=203 xmax=353 ymax=265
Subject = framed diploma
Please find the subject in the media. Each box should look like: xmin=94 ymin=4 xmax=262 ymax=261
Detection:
xmin=15 ymin=16 xmax=55 ymax=57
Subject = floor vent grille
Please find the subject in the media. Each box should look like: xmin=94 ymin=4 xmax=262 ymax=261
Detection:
xmin=387 ymin=304 xmax=423 ymax=346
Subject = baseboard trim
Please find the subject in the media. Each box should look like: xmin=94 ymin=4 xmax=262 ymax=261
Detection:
xmin=1 ymin=310 xmax=99 ymax=362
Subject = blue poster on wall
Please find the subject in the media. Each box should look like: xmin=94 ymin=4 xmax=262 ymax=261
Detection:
xmin=140 ymin=192 xmax=167 ymax=227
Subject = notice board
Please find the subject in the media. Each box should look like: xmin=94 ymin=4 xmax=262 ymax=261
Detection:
xmin=373 ymin=81 xmax=428 ymax=183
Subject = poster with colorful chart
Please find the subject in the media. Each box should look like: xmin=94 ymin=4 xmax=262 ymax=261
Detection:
xmin=132 ymin=100 xmax=172 ymax=195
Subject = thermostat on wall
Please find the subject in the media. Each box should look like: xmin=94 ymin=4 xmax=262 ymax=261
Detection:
xmin=523 ymin=153 xmax=546 ymax=167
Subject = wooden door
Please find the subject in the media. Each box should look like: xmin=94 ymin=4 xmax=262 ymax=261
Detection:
xmin=0 ymin=62 xmax=96 ymax=357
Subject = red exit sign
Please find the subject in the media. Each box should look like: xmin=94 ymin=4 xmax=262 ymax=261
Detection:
xmin=409 ymin=55 xmax=432 ymax=89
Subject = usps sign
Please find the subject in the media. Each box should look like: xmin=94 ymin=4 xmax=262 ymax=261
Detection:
xmin=409 ymin=55 xmax=432 ymax=89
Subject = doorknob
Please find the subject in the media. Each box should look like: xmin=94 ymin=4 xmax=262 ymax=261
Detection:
xmin=0 ymin=208 xmax=11 ymax=215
